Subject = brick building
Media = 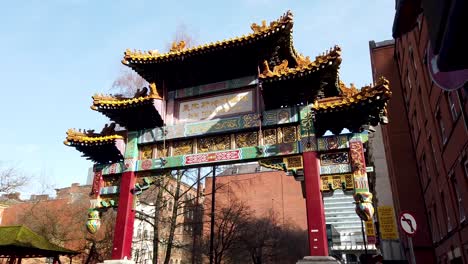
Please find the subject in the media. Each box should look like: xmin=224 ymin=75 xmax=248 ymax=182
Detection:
xmin=0 ymin=183 xmax=94 ymax=263
xmin=205 ymin=164 xmax=307 ymax=230
xmin=204 ymin=164 xmax=374 ymax=262
xmin=369 ymin=5 xmax=468 ymax=263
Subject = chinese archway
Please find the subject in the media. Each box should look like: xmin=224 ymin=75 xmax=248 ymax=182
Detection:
xmin=64 ymin=11 xmax=391 ymax=260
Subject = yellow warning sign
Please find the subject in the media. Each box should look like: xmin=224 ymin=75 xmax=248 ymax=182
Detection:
xmin=378 ymin=206 xmax=399 ymax=240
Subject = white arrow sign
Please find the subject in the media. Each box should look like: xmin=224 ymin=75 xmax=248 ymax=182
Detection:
xmin=399 ymin=212 xmax=417 ymax=236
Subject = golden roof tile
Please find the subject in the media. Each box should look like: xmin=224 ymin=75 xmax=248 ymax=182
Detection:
xmin=312 ymin=77 xmax=391 ymax=110
xmin=258 ymin=45 xmax=342 ymax=79
xmin=64 ymin=129 xmax=123 ymax=146
xmin=91 ymin=83 xmax=162 ymax=110
xmin=121 ymin=11 xmax=294 ymax=64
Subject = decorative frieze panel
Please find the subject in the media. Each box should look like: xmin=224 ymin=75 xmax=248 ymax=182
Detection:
xmin=258 ymin=155 xmax=303 ymax=172
xmin=235 ymin=132 xmax=258 ymax=148
xmin=100 ymin=186 xmax=119 ymax=195
xmin=320 ymin=164 xmax=352 ymax=175
xmin=102 ymin=175 xmax=120 ymax=187
xmin=172 ymin=140 xmax=193 ymax=156
xmin=317 ymin=135 xmax=349 ymax=151
xmin=156 ymin=143 xmax=168 ymax=158
xmin=97 ymin=162 xmax=124 ymax=175
xmin=263 ymin=129 xmax=277 ymax=145
xmin=321 ymin=174 xmax=354 ymax=191
xmin=140 ymin=145 xmax=153 ymax=160
xmin=320 ymin=151 xmax=349 ymax=166
xmin=281 ymin=126 xmax=297 ymax=143
xmin=284 ymin=156 xmax=303 ymax=170
xmin=135 ymin=142 xmax=300 ymax=171
xmin=198 ymin=135 xmax=231 ymax=153
xmin=138 ymin=107 xmax=297 ymax=144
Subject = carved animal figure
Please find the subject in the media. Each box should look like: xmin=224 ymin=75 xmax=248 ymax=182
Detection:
xmin=170 ymin=41 xmax=186 ymax=52
xmin=134 ymin=87 xmax=148 ymax=98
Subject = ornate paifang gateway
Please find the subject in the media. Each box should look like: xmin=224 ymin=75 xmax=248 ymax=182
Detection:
xmin=65 ymin=11 xmax=391 ymax=260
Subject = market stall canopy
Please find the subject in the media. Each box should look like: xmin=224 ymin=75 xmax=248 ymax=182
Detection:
xmin=0 ymin=226 xmax=78 ymax=258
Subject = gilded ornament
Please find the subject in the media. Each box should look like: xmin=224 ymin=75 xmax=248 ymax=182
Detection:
xmin=173 ymin=140 xmax=193 ymax=156
xmin=156 ymin=143 xmax=168 ymax=158
xmin=354 ymin=192 xmax=374 ymax=221
xmin=86 ymin=210 xmax=101 ymax=234
xmin=263 ymin=129 xmax=277 ymax=145
xmin=140 ymin=145 xmax=153 ymax=160
xmin=320 ymin=151 xmax=349 ymax=166
xmin=281 ymin=126 xmax=297 ymax=143
xmin=64 ymin=128 xmax=123 ymax=146
xmin=170 ymin=40 xmax=186 ymax=52
xmin=321 ymin=174 xmax=354 ymax=192
xmin=198 ymin=135 xmax=231 ymax=153
xmin=235 ymin=132 xmax=258 ymax=148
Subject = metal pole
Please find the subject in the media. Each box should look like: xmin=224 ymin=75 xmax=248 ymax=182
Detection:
xmin=191 ymin=167 xmax=202 ymax=264
xmin=361 ymin=220 xmax=368 ymax=256
xmin=408 ymin=236 xmax=417 ymax=264
xmin=209 ymin=166 xmax=216 ymax=264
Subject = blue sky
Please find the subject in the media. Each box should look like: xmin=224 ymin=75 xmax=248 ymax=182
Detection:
xmin=0 ymin=0 xmax=395 ymax=197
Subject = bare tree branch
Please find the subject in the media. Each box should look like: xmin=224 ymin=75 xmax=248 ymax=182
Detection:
xmin=0 ymin=164 xmax=27 ymax=194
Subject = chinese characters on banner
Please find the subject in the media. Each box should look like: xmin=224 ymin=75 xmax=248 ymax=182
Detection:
xmin=178 ymin=90 xmax=254 ymax=123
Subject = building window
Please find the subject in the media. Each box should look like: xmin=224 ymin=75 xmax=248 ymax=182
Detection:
xmin=447 ymin=91 xmax=461 ymax=121
xmin=451 ymin=175 xmax=466 ymax=223
xmin=429 ymin=135 xmax=438 ymax=164
xmin=409 ymin=46 xmax=417 ymax=71
xmin=441 ymin=192 xmax=452 ymax=233
xmin=417 ymin=15 xmax=422 ymax=31
xmin=428 ymin=210 xmax=436 ymax=243
xmin=436 ymin=109 xmax=447 ymax=144
xmin=433 ymin=202 xmax=441 ymax=241
xmin=407 ymin=70 xmax=412 ymax=90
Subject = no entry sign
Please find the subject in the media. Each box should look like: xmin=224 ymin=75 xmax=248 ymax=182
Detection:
xmin=399 ymin=211 xmax=417 ymax=236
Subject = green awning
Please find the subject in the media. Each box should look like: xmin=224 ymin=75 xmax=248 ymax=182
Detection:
xmin=0 ymin=225 xmax=78 ymax=258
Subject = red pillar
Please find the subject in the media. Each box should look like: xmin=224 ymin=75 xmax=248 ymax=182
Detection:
xmin=302 ymin=151 xmax=329 ymax=256
xmin=112 ymin=170 xmax=136 ymax=259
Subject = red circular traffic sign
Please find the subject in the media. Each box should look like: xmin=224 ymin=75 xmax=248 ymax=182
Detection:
xmin=399 ymin=211 xmax=417 ymax=236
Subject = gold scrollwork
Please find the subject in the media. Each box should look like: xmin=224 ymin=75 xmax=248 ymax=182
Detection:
xmin=198 ymin=135 xmax=231 ymax=153
xmin=263 ymin=129 xmax=277 ymax=145
xmin=140 ymin=145 xmax=153 ymax=160
xmin=321 ymin=174 xmax=354 ymax=192
xmin=103 ymin=176 xmax=120 ymax=187
xmin=156 ymin=143 xmax=168 ymax=158
xmin=284 ymin=156 xmax=303 ymax=170
xmin=235 ymin=132 xmax=258 ymax=148
xmin=173 ymin=140 xmax=193 ymax=156
xmin=282 ymin=126 xmax=297 ymax=143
